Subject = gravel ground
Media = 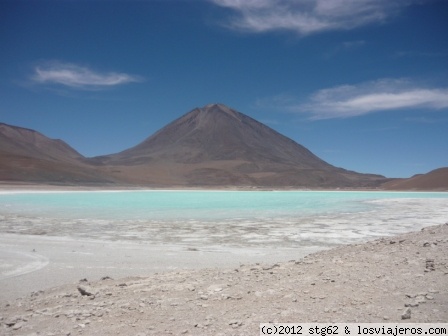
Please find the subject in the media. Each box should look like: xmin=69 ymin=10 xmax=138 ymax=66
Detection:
xmin=1 ymin=223 xmax=447 ymax=336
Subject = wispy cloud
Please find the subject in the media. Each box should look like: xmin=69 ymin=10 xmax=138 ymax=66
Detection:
xmin=210 ymin=0 xmax=423 ymax=35
xmin=263 ymin=79 xmax=448 ymax=119
xmin=32 ymin=61 xmax=143 ymax=89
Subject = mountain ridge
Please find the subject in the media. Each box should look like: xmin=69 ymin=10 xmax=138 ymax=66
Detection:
xmin=0 ymin=122 xmax=84 ymax=163
xmin=0 ymin=122 xmax=115 ymax=184
xmin=2 ymin=103 xmax=443 ymax=189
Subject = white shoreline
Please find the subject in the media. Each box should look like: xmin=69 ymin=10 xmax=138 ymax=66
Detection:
xmin=0 ymin=233 xmax=322 ymax=301
xmin=1 ymin=188 xmax=447 ymax=195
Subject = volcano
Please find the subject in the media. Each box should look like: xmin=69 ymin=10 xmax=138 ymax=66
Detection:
xmin=91 ymin=104 xmax=385 ymax=187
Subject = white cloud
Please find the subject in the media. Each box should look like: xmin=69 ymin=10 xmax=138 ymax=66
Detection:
xmin=32 ymin=61 xmax=142 ymax=89
xmin=210 ymin=0 xmax=423 ymax=35
xmin=296 ymin=79 xmax=448 ymax=119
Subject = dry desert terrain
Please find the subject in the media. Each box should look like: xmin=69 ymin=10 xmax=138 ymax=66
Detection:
xmin=1 ymin=223 xmax=447 ymax=335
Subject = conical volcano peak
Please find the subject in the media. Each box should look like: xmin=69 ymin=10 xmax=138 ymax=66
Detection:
xmin=87 ymin=104 xmax=386 ymax=187
xmin=202 ymin=103 xmax=230 ymax=110
xmin=200 ymin=103 xmax=242 ymax=121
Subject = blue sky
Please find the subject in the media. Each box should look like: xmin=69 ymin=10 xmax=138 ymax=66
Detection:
xmin=1 ymin=0 xmax=447 ymax=178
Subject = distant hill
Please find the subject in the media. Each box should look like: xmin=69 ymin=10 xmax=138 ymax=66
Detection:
xmin=0 ymin=123 xmax=115 ymax=184
xmin=0 ymin=122 xmax=84 ymax=163
xmin=91 ymin=103 xmax=386 ymax=188
xmin=382 ymin=167 xmax=448 ymax=191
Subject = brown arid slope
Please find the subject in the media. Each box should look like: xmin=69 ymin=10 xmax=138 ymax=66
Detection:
xmin=0 ymin=123 xmax=115 ymax=184
xmin=0 ymin=123 xmax=84 ymax=163
xmin=91 ymin=104 xmax=386 ymax=188
xmin=383 ymin=167 xmax=448 ymax=191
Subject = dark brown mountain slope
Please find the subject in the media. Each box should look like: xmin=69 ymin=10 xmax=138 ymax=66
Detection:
xmin=92 ymin=104 xmax=386 ymax=187
xmin=94 ymin=104 xmax=329 ymax=167
xmin=0 ymin=123 xmax=115 ymax=184
xmin=0 ymin=123 xmax=84 ymax=163
xmin=383 ymin=167 xmax=448 ymax=191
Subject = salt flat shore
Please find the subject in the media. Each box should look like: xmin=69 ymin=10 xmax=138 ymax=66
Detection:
xmin=1 ymin=223 xmax=447 ymax=336
xmin=0 ymin=234 xmax=316 ymax=301
xmin=0 ymin=182 xmax=391 ymax=192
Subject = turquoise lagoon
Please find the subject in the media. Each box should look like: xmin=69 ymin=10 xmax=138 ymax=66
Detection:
xmin=1 ymin=191 xmax=447 ymax=249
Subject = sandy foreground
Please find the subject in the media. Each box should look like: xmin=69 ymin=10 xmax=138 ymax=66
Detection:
xmin=0 ymin=223 xmax=447 ymax=336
